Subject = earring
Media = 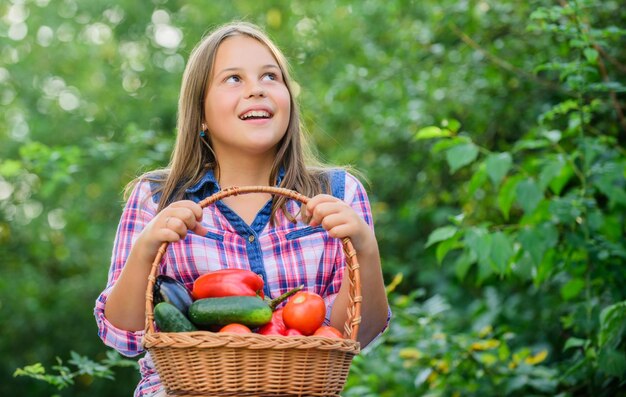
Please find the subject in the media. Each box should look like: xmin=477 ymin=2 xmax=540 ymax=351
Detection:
xmin=199 ymin=122 xmax=208 ymax=138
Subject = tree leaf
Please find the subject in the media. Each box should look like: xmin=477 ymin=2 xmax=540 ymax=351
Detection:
xmin=516 ymin=178 xmax=543 ymax=214
xmin=524 ymin=349 xmax=548 ymax=365
xmin=431 ymin=136 xmax=470 ymax=154
xmin=464 ymin=227 xmax=493 ymax=283
xmin=464 ymin=227 xmax=491 ymax=264
xmin=599 ymin=301 xmax=626 ymax=348
xmin=542 ymin=129 xmax=562 ymax=143
xmin=534 ymin=248 xmax=556 ymax=286
xmin=549 ymin=162 xmax=574 ymax=195
xmin=512 ymin=139 xmax=550 ymax=152
xmin=505 ymin=376 xmax=529 ymax=394
xmin=538 ymin=157 xmax=564 ymax=190
xmin=436 ymin=234 xmax=462 ymax=264
xmin=594 ymin=171 xmax=626 ymax=208
xmin=425 ymin=225 xmax=458 ymax=248
xmin=477 ymin=257 xmax=494 ymax=284
xmin=498 ymin=175 xmax=523 ymax=220
xmin=598 ymin=348 xmax=626 ymax=377
xmin=518 ymin=222 xmax=558 ymax=266
xmin=445 ymin=143 xmax=479 ymax=173
xmin=548 ymin=196 xmax=581 ymax=224
xmin=414 ymin=126 xmax=452 ymax=140
xmin=563 ymin=337 xmax=588 ymax=351
xmin=468 ymin=161 xmax=488 ymax=196
xmin=560 ymin=277 xmax=585 ymax=301
xmin=528 ymin=376 xmax=557 ymax=393
xmin=442 ymin=118 xmax=461 ymax=133
xmin=485 ymin=152 xmax=513 ymax=186
xmin=454 ymin=249 xmax=477 ymax=281
xmin=490 ymin=232 xmax=513 ymax=275
xmin=584 ymin=47 xmax=599 ymax=63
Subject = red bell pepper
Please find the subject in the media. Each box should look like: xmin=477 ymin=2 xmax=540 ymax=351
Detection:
xmin=192 ymin=269 xmax=265 ymax=300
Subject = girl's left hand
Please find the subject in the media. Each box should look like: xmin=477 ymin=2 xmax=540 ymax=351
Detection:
xmin=304 ymin=194 xmax=374 ymax=250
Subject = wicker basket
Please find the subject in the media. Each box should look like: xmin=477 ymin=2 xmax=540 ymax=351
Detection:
xmin=143 ymin=186 xmax=362 ymax=397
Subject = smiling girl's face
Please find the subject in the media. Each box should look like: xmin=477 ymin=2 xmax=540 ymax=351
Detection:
xmin=203 ymin=35 xmax=291 ymax=161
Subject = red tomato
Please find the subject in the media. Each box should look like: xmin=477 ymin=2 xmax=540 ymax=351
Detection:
xmin=258 ymin=323 xmax=286 ymax=336
xmin=282 ymin=291 xmax=326 ymax=336
xmin=257 ymin=309 xmax=287 ymax=336
xmin=313 ymin=326 xmax=344 ymax=339
xmin=285 ymin=328 xmax=303 ymax=336
xmin=218 ymin=323 xmax=252 ymax=334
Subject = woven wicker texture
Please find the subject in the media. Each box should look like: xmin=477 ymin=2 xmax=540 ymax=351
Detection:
xmin=143 ymin=186 xmax=362 ymax=397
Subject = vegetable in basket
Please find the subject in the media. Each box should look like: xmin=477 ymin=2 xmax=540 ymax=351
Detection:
xmin=313 ymin=326 xmax=344 ymax=339
xmin=257 ymin=308 xmax=287 ymax=336
xmin=282 ymin=291 xmax=326 ymax=336
xmin=188 ymin=285 xmax=302 ymax=328
xmin=219 ymin=323 xmax=252 ymax=333
xmin=153 ymin=275 xmax=194 ymax=314
xmin=192 ymin=269 xmax=265 ymax=300
xmin=154 ymin=302 xmax=197 ymax=333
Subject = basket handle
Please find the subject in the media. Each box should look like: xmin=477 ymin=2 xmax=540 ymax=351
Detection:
xmin=144 ymin=186 xmax=362 ymax=341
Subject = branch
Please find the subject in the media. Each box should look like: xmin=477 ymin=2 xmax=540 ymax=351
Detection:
xmin=448 ymin=23 xmax=567 ymax=94
xmin=594 ymin=45 xmax=626 ymax=74
xmin=593 ymin=43 xmax=626 ymax=135
xmin=564 ymin=0 xmax=626 ymax=138
xmin=540 ymin=0 xmax=626 ymax=139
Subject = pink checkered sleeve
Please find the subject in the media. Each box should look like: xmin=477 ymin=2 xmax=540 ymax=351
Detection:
xmin=94 ymin=180 xmax=156 ymax=357
xmin=322 ymin=173 xmax=376 ymax=322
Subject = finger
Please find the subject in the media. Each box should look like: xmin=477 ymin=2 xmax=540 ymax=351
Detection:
xmin=159 ymin=227 xmax=188 ymax=242
xmin=161 ymin=215 xmax=189 ymax=239
xmin=163 ymin=202 xmax=207 ymax=237
xmin=304 ymin=194 xmax=338 ymax=218
xmin=309 ymin=201 xmax=345 ymax=227
xmin=319 ymin=212 xmax=346 ymax=232
xmin=165 ymin=207 xmax=201 ymax=231
xmin=169 ymin=200 xmax=203 ymax=221
xmin=325 ymin=224 xmax=354 ymax=240
xmin=191 ymin=222 xmax=209 ymax=237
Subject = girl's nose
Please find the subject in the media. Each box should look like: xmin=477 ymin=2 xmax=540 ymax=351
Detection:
xmin=245 ymin=81 xmax=266 ymax=98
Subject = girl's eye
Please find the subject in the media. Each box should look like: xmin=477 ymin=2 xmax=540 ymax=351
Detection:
xmin=226 ymin=75 xmax=241 ymax=83
xmin=262 ymin=73 xmax=277 ymax=81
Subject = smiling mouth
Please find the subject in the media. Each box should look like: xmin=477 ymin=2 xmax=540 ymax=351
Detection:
xmin=239 ymin=110 xmax=272 ymax=120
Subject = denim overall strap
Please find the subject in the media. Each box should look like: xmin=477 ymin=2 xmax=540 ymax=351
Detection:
xmin=328 ymin=169 xmax=346 ymax=200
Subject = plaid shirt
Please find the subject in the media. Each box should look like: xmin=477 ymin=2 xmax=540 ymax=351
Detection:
xmin=94 ymin=169 xmax=377 ymax=397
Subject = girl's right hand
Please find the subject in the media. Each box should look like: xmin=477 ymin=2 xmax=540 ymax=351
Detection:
xmin=137 ymin=200 xmax=208 ymax=257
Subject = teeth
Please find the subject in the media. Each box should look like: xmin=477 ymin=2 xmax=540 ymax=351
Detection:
xmin=240 ymin=110 xmax=271 ymax=119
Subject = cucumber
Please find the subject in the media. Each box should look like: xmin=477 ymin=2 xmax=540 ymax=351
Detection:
xmin=154 ymin=302 xmax=198 ymax=332
xmin=188 ymin=296 xmax=273 ymax=328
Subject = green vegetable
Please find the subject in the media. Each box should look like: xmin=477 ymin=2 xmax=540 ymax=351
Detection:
xmin=188 ymin=296 xmax=273 ymax=328
xmin=153 ymin=302 xmax=197 ymax=332
xmin=188 ymin=285 xmax=303 ymax=328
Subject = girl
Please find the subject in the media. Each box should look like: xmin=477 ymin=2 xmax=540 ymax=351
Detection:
xmin=94 ymin=21 xmax=389 ymax=397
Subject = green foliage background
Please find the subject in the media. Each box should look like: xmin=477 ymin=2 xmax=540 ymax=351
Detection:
xmin=1 ymin=0 xmax=625 ymax=396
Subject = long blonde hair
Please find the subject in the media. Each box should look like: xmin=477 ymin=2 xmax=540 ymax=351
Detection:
xmin=128 ymin=21 xmax=332 ymax=221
